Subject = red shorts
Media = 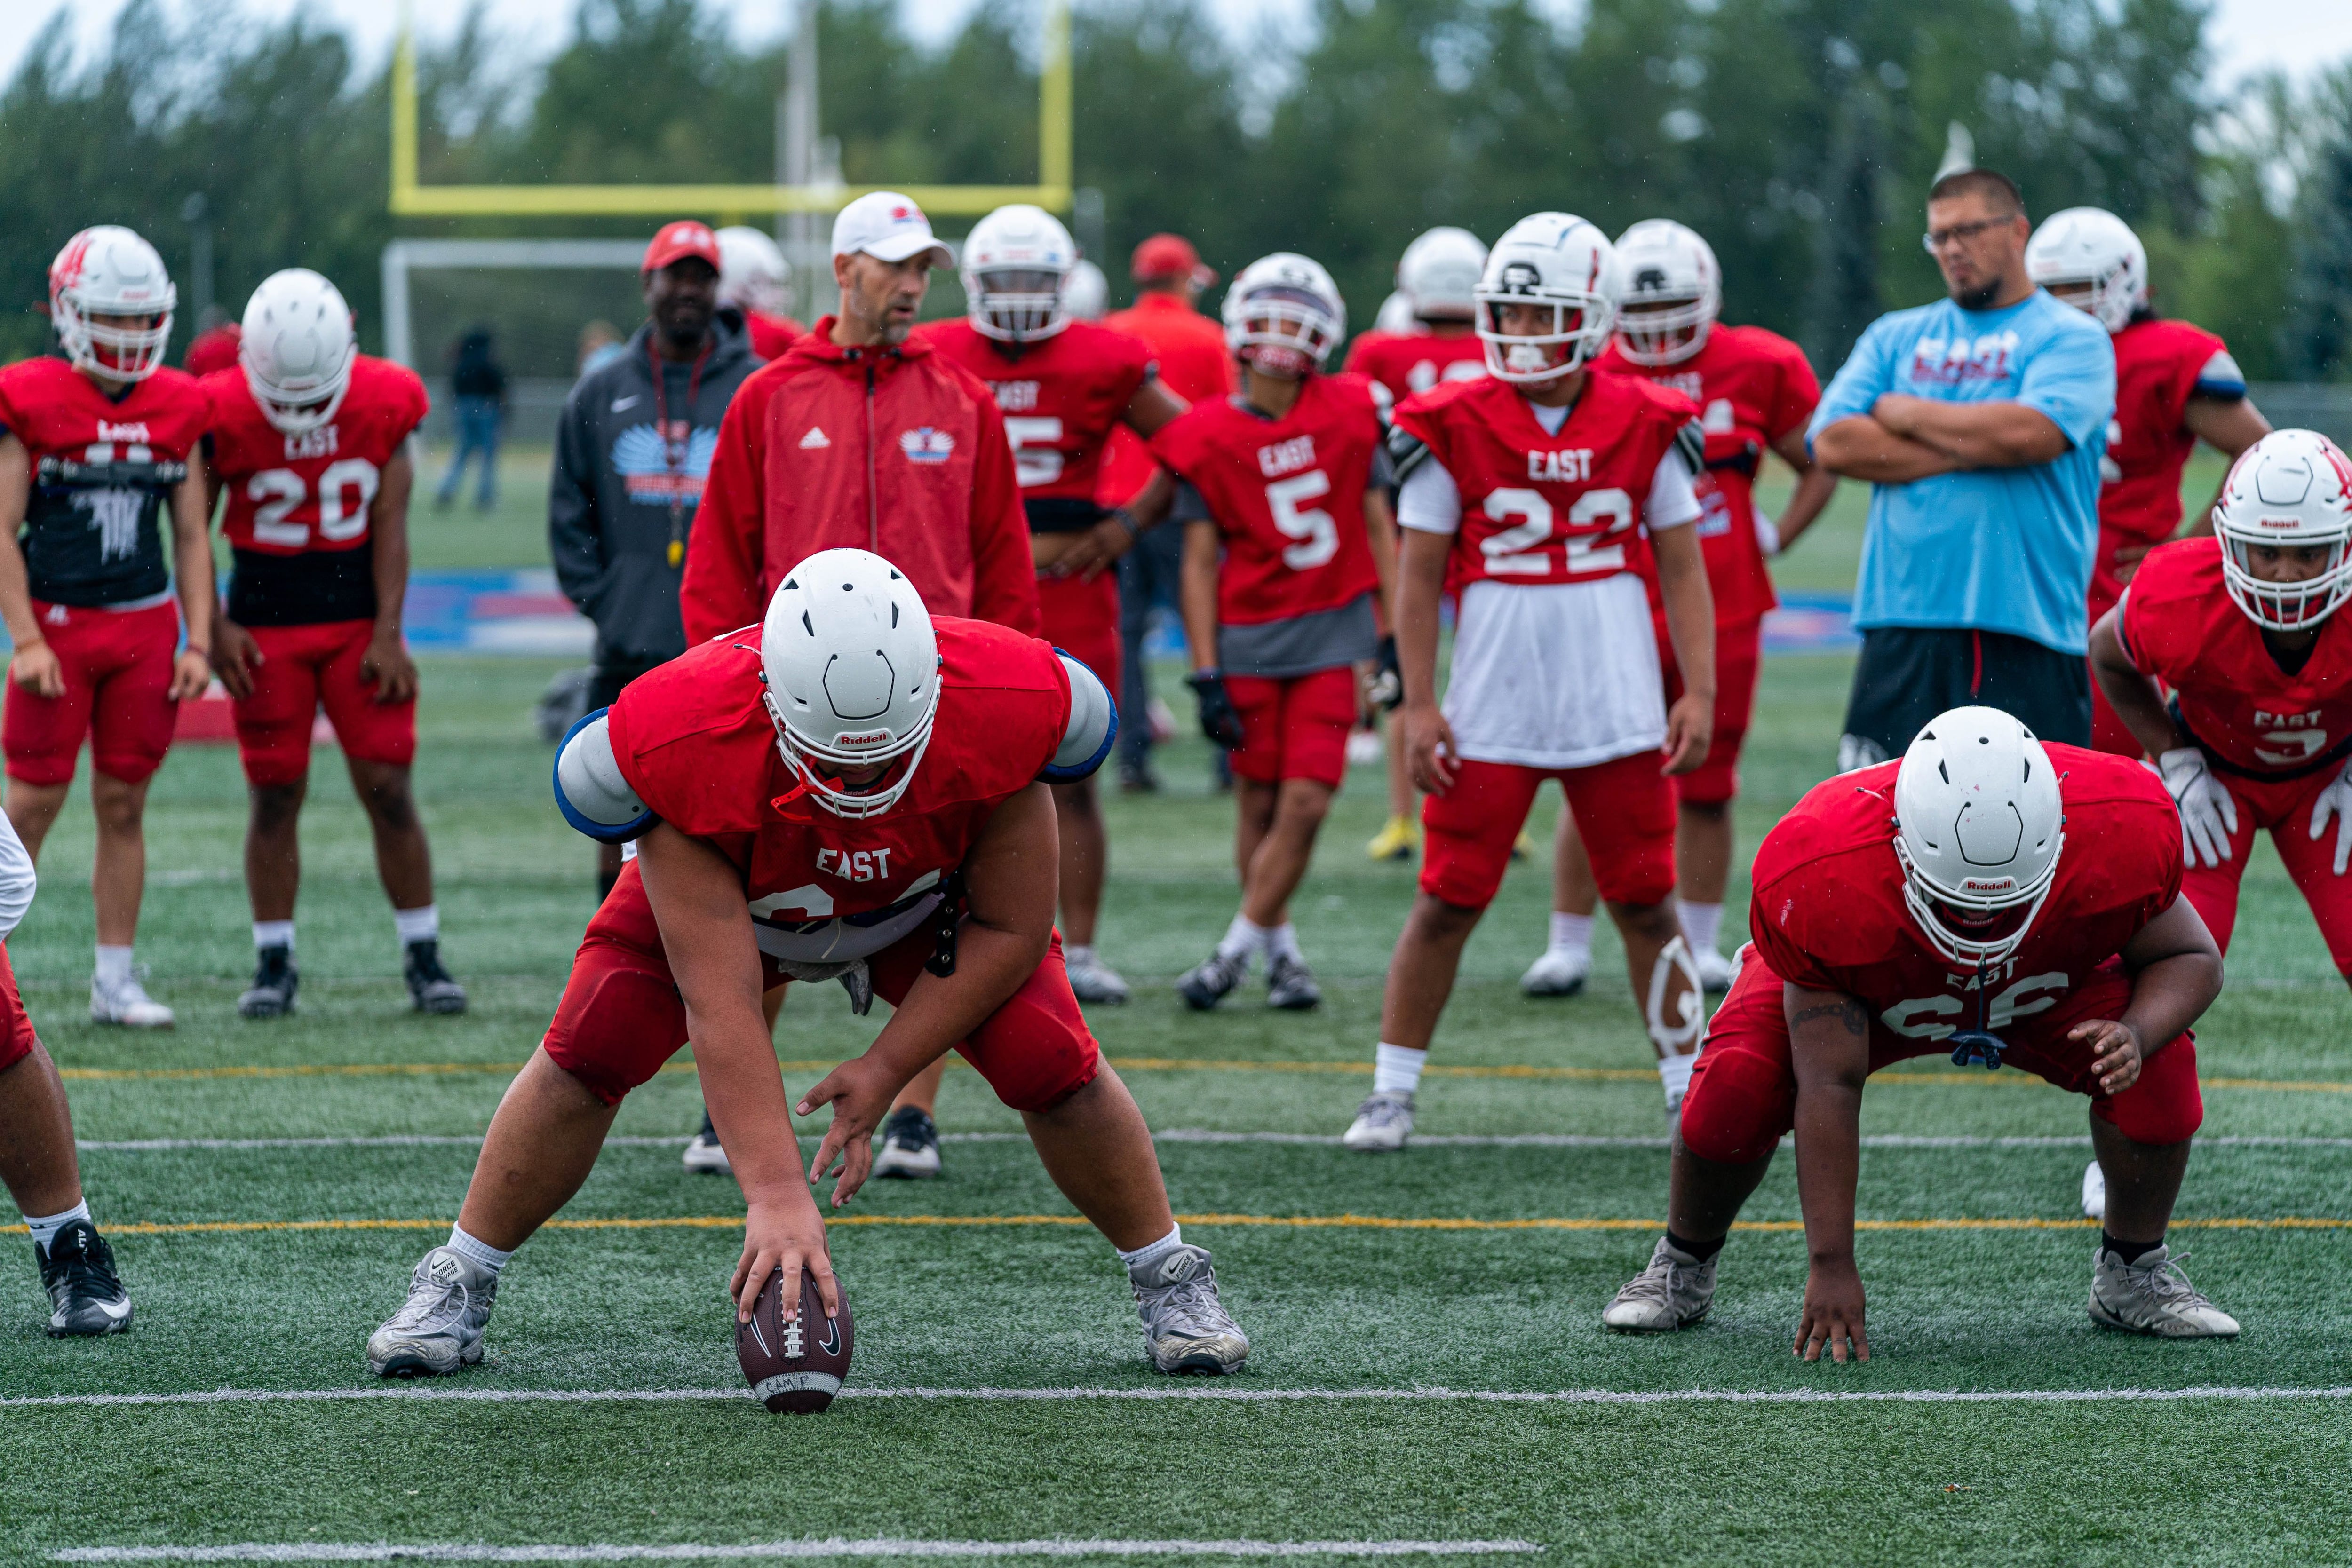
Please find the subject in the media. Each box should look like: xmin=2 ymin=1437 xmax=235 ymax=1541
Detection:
xmin=232 ymin=620 xmax=417 ymax=787
xmin=2177 ymin=767 xmax=2352 ymax=977
xmin=3 ymin=599 xmax=180 ymax=786
xmin=0 ymin=942 xmax=40 ymax=1074
xmin=1421 ymin=749 xmax=1677 ymax=910
xmin=541 ymin=863 xmax=1103 ymax=1113
xmin=1680 ymin=949 xmax=2204 ymax=1165
xmin=1225 ymin=666 xmax=1357 ymax=788
xmin=1655 ymin=614 xmax=1762 ymax=807
xmin=1036 ymin=570 xmax=1120 ymax=699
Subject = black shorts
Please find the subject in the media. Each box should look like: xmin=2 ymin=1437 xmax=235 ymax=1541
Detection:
xmin=1840 ymin=626 xmax=2091 ymax=769
xmin=590 ymin=655 xmax=669 ymax=712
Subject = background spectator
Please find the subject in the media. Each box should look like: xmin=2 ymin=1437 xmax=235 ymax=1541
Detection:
xmin=575 ymin=320 xmax=625 ymax=379
xmin=436 ymin=327 xmax=507 ymax=512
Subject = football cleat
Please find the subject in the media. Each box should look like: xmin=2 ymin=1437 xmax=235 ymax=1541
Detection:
xmin=2082 ymin=1159 xmax=2107 ymax=1221
xmin=1265 ymin=952 xmax=1322 ymax=1011
xmin=1519 ymin=947 xmax=1590 ymax=998
xmin=1176 ymin=949 xmax=1250 ymax=1011
xmin=1129 ymin=1243 xmax=1248 ymax=1374
xmin=1510 ymin=830 xmax=1536 ymax=861
xmin=368 ymin=1246 xmax=497 ymax=1376
xmin=683 ymin=1109 xmax=731 ymax=1175
xmin=1341 ymin=1090 xmax=1414 ymax=1152
xmin=39 ymin=1221 xmax=132 ymax=1337
xmin=1601 ymin=1236 xmax=1716 ymax=1333
xmin=1366 ymin=816 xmax=1421 ymax=862
xmin=238 ymin=945 xmax=300 ymax=1019
xmin=90 ymin=971 xmax=172 ymax=1029
xmin=404 ymin=940 xmax=468 ymax=1014
xmin=1065 ymin=948 xmax=1132 ymax=1006
xmin=1693 ymin=947 xmax=1737 ymax=993
xmin=871 ymin=1106 xmax=942 ymax=1180
xmin=2088 ymin=1244 xmax=2240 ymax=1338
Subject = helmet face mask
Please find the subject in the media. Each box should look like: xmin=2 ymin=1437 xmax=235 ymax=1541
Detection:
xmin=962 ymin=204 xmax=1076 ymax=345
xmin=1612 ymin=220 xmax=1720 ymax=366
xmin=760 ymin=549 xmax=942 ymax=820
xmin=2025 ymin=207 xmax=2147 ymax=335
xmin=1890 ymin=707 xmax=2066 ymax=969
xmin=1223 ymin=254 xmax=1346 ymax=380
xmin=2213 ymin=430 xmax=2352 ymax=634
xmin=240 ymin=269 xmax=357 ymax=436
xmin=51 ymin=226 xmax=176 ymax=383
xmin=1473 ymin=214 xmax=1618 ymax=385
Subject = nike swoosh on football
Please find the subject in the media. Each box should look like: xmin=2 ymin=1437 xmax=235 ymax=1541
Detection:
xmin=610 ymin=396 xmax=640 ymax=412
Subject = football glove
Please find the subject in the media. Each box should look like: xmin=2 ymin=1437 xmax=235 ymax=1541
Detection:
xmin=1366 ymin=634 xmax=1403 ymax=711
xmin=1754 ymin=511 xmax=1781 ymax=557
xmin=2312 ymin=759 xmax=2352 ymax=875
xmin=2156 ymin=747 xmax=2237 ymax=869
xmin=1188 ymin=670 xmax=1245 ymax=750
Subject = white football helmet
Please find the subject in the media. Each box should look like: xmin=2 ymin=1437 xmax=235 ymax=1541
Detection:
xmin=2026 ymin=207 xmax=2147 ymax=335
xmin=1474 ymin=213 xmax=1619 ymax=384
xmin=961 ymin=204 xmax=1077 ymax=344
xmin=240 ymin=269 xmax=357 ymax=435
xmin=1613 ymin=219 xmax=1721 ymax=366
xmin=1064 ymin=259 xmax=1109 ymax=322
xmin=2213 ymin=429 xmax=2352 ymax=632
xmin=1891 ymin=707 xmax=2065 ymax=968
xmin=50 ymin=226 xmax=175 ymax=382
xmin=760 ymin=549 xmax=941 ymax=820
xmin=1223 ymin=252 xmax=1346 ymax=379
xmin=1396 ymin=227 xmax=1486 ymax=323
xmin=715 ymin=226 xmax=793 ymax=318
xmin=1373 ymin=290 xmax=1417 ymax=335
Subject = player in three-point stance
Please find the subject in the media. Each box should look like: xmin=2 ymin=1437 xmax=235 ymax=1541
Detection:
xmin=919 ymin=202 xmax=1189 ymax=1011
xmin=1341 ymin=212 xmax=1717 ymax=1150
xmin=2085 ymin=428 xmax=2352 ymax=1219
xmin=2025 ymin=207 xmax=2272 ymax=758
xmin=1528 ymin=219 xmax=1840 ymax=999
xmin=1152 ymin=253 xmax=1398 ymax=1012
xmin=201 ymin=269 xmax=466 ymax=1019
xmin=368 ymin=549 xmax=1248 ymax=1378
xmin=0 ymin=226 xmax=216 ymax=1029
xmin=1603 ymin=706 xmax=2240 ymax=1352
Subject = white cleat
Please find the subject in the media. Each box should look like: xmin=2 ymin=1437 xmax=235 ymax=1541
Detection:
xmin=683 ymin=1110 xmax=732 ymax=1175
xmin=2088 ymin=1243 xmax=2240 ymax=1338
xmin=1692 ymin=946 xmax=1737 ymax=993
xmin=91 ymin=972 xmax=173 ymax=1029
xmin=1064 ymin=949 xmax=1132 ymax=1006
xmin=2082 ymin=1159 xmax=2106 ymax=1221
xmin=1130 ymin=1243 xmax=1249 ymax=1374
xmin=1341 ymin=1090 xmax=1414 ymax=1152
xmin=1602 ymin=1236 xmax=1717 ymax=1332
xmin=871 ymin=1107 xmax=942 ymax=1179
xmin=368 ymin=1247 xmax=499 ymax=1376
xmin=1519 ymin=947 xmax=1590 ymax=998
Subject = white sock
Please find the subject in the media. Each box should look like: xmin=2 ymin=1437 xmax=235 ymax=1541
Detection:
xmin=1117 ymin=1223 xmax=1184 ymax=1272
xmin=1373 ymin=1041 xmax=1427 ymax=1097
xmin=24 ymin=1199 xmax=91 ymax=1257
xmin=1066 ymin=944 xmax=1095 ymax=967
xmin=445 ymin=1224 xmax=513 ymax=1276
xmin=253 ymin=920 xmax=294 ymax=953
xmin=1216 ymin=914 xmax=1271 ymax=963
xmin=94 ymin=945 xmax=133 ymax=987
xmin=394 ymin=904 xmax=440 ymax=947
xmin=1658 ymin=1050 xmax=1697 ymax=1106
xmin=1677 ymin=900 xmax=1724 ymax=957
xmin=1548 ymin=911 xmax=1594 ymax=957
xmin=1267 ymin=922 xmax=1303 ymax=962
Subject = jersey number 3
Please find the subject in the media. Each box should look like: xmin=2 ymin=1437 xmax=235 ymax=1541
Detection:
xmin=247 ymin=460 xmax=380 ymax=548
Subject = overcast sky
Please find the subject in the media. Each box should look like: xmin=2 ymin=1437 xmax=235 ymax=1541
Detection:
xmin=4 ymin=0 xmax=2344 ymax=100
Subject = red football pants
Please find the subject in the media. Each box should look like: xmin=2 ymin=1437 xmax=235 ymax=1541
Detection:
xmin=1420 ymin=749 xmax=1677 ymax=910
xmin=2179 ymin=767 xmax=2352 ymax=978
xmin=233 ymin=620 xmax=419 ymax=787
xmin=2 ymin=599 xmax=180 ymax=786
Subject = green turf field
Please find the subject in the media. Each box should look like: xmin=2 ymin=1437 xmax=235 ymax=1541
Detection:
xmin=9 ymin=446 xmax=2350 ymax=1566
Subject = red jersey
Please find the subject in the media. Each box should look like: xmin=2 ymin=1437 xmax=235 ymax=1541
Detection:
xmin=1097 ymin=293 xmax=1235 ymax=508
xmin=917 ymin=318 xmax=1155 ymax=518
xmin=185 ymin=325 xmax=242 ymax=378
xmin=2094 ymin=317 xmax=2248 ymax=605
xmin=1148 ymin=375 xmax=1384 ymax=627
xmin=2117 ymin=536 xmax=2352 ymax=776
xmin=1343 ymin=330 xmax=1486 ymax=414
xmin=1392 ymin=372 xmax=1698 ymax=598
xmin=1747 ymin=747 xmax=2182 ymax=1049
xmin=1593 ymin=325 xmax=1819 ymax=626
xmin=0 ymin=357 xmax=209 ymax=609
xmin=745 ymin=311 xmax=805 ymax=362
xmin=606 ymin=618 xmax=1067 ymax=936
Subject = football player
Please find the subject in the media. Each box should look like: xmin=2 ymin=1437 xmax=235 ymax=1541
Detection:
xmin=1342 ymin=213 xmax=1714 ymax=1151
xmin=715 ymin=225 xmax=805 ymax=361
xmin=2026 ymin=208 xmax=2271 ymax=757
xmin=1603 ymin=707 xmax=2239 ymax=1352
xmin=1529 ymin=220 xmax=1840 ymax=997
xmin=1151 ymin=254 xmax=1398 ymax=1011
xmin=1345 ymin=228 xmax=1489 ymax=866
xmin=366 ymin=550 xmax=1248 ymax=1379
xmin=201 ymin=269 xmax=465 ymax=1019
xmin=0 ymin=226 xmax=216 ymax=1028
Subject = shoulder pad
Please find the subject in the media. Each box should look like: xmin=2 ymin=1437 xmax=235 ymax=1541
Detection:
xmin=1040 ymin=652 xmax=1119 ymax=784
xmin=1672 ymin=419 xmax=1706 ymax=476
xmin=1384 ymin=419 xmax=1433 ymax=482
xmin=553 ymin=709 xmax=658 ymax=843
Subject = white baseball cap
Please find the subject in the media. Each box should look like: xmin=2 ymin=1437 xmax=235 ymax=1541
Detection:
xmin=831 ymin=192 xmax=954 ymax=266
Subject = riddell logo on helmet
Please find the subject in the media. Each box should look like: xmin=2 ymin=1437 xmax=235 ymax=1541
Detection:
xmin=1960 ymin=877 xmax=2017 ymax=894
xmin=835 ymin=730 xmax=892 ymax=750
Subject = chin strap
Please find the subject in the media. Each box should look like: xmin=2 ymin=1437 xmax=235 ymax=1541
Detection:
xmin=1646 ymin=935 xmax=1705 ymax=1057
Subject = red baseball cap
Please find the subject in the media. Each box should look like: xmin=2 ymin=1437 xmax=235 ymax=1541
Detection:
xmin=1131 ymin=233 xmax=1216 ymax=287
xmin=644 ymin=221 xmax=723 ymax=275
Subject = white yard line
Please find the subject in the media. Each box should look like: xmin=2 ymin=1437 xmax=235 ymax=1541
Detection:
xmin=51 ymin=1540 xmax=1548 ymax=1563
xmin=70 ymin=1132 xmax=2352 ymax=1153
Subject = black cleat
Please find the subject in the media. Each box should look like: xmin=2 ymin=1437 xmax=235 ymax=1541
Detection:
xmin=872 ymin=1106 xmax=942 ymax=1179
xmin=40 ymin=1221 xmax=132 ymax=1337
xmin=404 ymin=939 xmax=468 ymax=1015
xmin=238 ymin=945 xmax=300 ymax=1019
xmin=1176 ymin=949 xmax=1249 ymax=1011
xmin=1265 ymin=952 xmax=1323 ymax=1011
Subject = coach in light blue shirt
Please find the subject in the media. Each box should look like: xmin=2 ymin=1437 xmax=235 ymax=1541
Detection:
xmin=1810 ymin=167 xmax=2115 ymax=768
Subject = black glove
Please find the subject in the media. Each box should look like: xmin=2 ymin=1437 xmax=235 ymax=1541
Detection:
xmin=1187 ymin=669 xmax=1245 ymax=750
xmin=1367 ymin=634 xmax=1403 ymax=711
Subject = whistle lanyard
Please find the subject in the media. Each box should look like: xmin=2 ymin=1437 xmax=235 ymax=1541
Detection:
xmin=649 ymin=338 xmax=710 ymax=568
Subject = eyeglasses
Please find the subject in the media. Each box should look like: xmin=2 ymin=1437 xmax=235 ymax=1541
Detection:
xmin=1922 ymin=217 xmax=2012 ymax=253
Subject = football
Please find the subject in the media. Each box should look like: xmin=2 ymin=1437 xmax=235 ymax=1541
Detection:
xmin=736 ymin=1265 xmax=853 ymax=1414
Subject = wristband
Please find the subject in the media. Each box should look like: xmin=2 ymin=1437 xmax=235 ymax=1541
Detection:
xmin=1112 ymin=507 xmax=1142 ymax=540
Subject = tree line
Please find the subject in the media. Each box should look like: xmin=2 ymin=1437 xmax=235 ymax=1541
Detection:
xmin=2 ymin=0 xmax=2348 ymax=381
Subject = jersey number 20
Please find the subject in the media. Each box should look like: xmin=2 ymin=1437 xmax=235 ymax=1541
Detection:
xmin=246 ymin=460 xmax=380 ymax=548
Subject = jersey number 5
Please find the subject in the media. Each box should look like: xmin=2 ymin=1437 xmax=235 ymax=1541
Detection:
xmin=247 ymin=459 xmax=380 ymax=548
xmin=1481 ymin=486 xmax=1633 ymax=576
xmin=1004 ymin=417 xmax=1065 ymax=488
xmin=1266 ymin=470 xmax=1340 ymax=570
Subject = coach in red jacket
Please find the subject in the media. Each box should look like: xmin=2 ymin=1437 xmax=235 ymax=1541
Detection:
xmin=682 ymin=192 xmax=1038 ymax=641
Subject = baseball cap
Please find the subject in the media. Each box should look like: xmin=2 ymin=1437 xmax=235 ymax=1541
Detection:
xmin=1131 ymin=233 xmax=1216 ymax=287
xmin=831 ymin=192 xmax=954 ymax=266
xmin=643 ymin=221 xmax=722 ymax=275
